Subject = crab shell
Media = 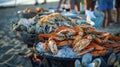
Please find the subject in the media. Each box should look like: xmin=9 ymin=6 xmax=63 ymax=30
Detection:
xmin=73 ymin=35 xmax=93 ymax=52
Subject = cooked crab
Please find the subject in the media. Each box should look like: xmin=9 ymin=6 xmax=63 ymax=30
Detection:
xmin=38 ymin=26 xmax=84 ymax=54
xmin=38 ymin=25 xmax=120 ymax=56
xmin=36 ymin=13 xmax=78 ymax=34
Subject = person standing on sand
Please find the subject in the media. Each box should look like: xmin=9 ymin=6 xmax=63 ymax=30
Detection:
xmin=97 ymin=0 xmax=114 ymax=27
xmin=57 ymin=0 xmax=81 ymax=14
xmin=35 ymin=0 xmax=47 ymax=5
xmin=69 ymin=0 xmax=81 ymax=14
xmin=84 ymin=0 xmax=96 ymax=24
xmin=115 ymin=0 xmax=120 ymax=23
xmin=57 ymin=0 xmax=66 ymax=11
xmin=41 ymin=0 xmax=47 ymax=4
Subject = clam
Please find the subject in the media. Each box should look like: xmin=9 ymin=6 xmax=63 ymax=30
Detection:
xmin=87 ymin=63 xmax=95 ymax=67
xmin=114 ymin=60 xmax=120 ymax=67
xmin=82 ymin=53 xmax=92 ymax=67
xmin=100 ymin=57 xmax=108 ymax=67
xmin=75 ymin=59 xmax=82 ymax=67
xmin=117 ymin=52 xmax=120 ymax=62
xmin=92 ymin=58 xmax=101 ymax=67
xmin=107 ymin=53 xmax=117 ymax=66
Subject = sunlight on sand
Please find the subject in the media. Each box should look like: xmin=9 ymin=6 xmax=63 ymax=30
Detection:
xmin=0 ymin=0 xmax=58 ymax=6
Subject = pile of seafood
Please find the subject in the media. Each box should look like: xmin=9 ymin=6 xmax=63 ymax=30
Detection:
xmin=13 ymin=13 xmax=79 ymax=34
xmin=37 ymin=13 xmax=78 ymax=33
xmin=37 ymin=25 xmax=120 ymax=57
xmin=24 ymin=7 xmax=48 ymax=14
xmin=75 ymin=53 xmax=120 ymax=67
xmin=12 ymin=13 xmax=84 ymax=45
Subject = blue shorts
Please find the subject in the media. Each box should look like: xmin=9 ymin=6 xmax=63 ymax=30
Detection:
xmin=98 ymin=0 xmax=113 ymax=10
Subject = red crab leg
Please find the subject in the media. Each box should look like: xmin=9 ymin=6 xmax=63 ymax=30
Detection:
xmin=110 ymin=35 xmax=120 ymax=42
xmin=38 ymin=34 xmax=51 ymax=42
xmin=57 ymin=40 xmax=73 ymax=47
xmin=104 ymin=44 xmax=120 ymax=48
xmin=113 ymin=47 xmax=120 ymax=53
xmin=33 ymin=53 xmax=41 ymax=62
xmin=76 ymin=47 xmax=94 ymax=56
xmin=90 ymin=50 xmax=107 ymax=56
xmin=94 ymin=37 xmax=102 ymax=45
xmin=89 ymin=42 xmax=105 ymax=51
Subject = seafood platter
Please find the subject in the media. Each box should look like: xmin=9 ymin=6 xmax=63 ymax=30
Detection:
xmin=13 ymin=12 xmax=120 ymax=67
xmin=17 ymin=7 xmax=54 ymax=19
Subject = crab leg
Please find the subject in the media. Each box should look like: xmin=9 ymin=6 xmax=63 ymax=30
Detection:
xmin=94 ymin=37 xmax=102 ymax=45
xmin=104 ymin=44 xmax=120 ymax=48
xmin=33 ymin=53 xmax=41 ymax=62
xmin=113 ymin=47 xmax=120 ymax=53
xmin=90 ymin=50 xmax=107 ymax=56
xmin=76 ymin=47 xmax=94 ymax=56
xmin=38 ymin=34 xmax=52 ymax=42
xmin=110 ymin=35 xmax=120 ymax=42
xmin=89 ymin=42 xmax=105 ymax=51
xmin=57 ymin=40 xmax=73 ymax=47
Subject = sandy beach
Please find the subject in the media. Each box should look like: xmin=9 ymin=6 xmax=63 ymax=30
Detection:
xmin=0 ymin=2 xmax=59 ymax=67
xmin=0 ymin=1 xmax=120 ymax=67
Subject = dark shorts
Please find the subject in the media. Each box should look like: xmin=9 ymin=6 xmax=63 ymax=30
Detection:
xmin=115 ymin=0 xmax=120 ymax=8
xmin=98 ymin=0 xmax=113 ymax=10
xmin=70 ymin=0 xmax=81 ymax=6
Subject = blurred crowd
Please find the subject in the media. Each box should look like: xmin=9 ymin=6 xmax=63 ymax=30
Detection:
xmin=57 ymin=0 xmax=120 ymax=28
xmin=39 ymin=0 xmax=120 ymax=29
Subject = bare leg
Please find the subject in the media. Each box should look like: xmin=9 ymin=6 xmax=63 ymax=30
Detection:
xmin=35 ymin=0 xmax=38 ymax=5
xmin=116 ymin=7 xmax=120 ymax=23
xmin=108 ymin=10 xmax=113 ymax=23
xmin=57 ymin=0 xmax=66 ymax=11
xmin=70 ymin=0 xmax=75 ymax=11
xmin=74 ymin=0 xmax=80 ymax=12
xmin=90 ymin=1 xmax=96 ymax=11
xmin=74 ymin=4 xmax=80 ymax=12
xmin=84 ymin=0 xmax=90 ymax=10
xmin=62 ymin=0 xmax=66 ymax=4
xmin=57 ymin=0 xmax=62 ymax=11
xmin=103 ymin=10 xmax=108 ymax=27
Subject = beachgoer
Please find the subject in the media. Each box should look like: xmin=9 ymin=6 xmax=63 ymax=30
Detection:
xmin=69 ymin=0 xmax=81 ymax=14
xmin=41 ymin=0 xmax=47 ymax=4
xmin=57 ymin=0 xmax=66 ymax=11
xmin=115 ymin=0 xmax=120 ymax=23
xmin=97 ymin=0 xmax=114 ymax=27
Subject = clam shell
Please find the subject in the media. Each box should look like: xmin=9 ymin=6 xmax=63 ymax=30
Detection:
xmin=107 ymin=53 xmax=117 ymax=65
xmin=92 ymin=58 xmax=101 ymax=67
xmin=87 ymin=63 xmax=95 ymax=67
xmin=75 ymin=59 xmax=82 ymax=67
xmin=82 ymin=53 xmax=92 ymax=67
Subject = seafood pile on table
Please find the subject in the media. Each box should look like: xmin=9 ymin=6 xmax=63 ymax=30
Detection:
xmin=23 ymin=7 xmax=48 ymax=14
xmin=12 ymin=13 xmax=84 ymax=45
xmin=13 ymin=13 xmax=120 ymax=66
xmin=12 ymin=13 xmax=80 ymax=35
xmin=17 ymin=7 xmax=50 ymax=18
xmin=37 ymin=25 xmax=120 ymax=57
xmin=12 ymin=12 xmax=120 ymax=59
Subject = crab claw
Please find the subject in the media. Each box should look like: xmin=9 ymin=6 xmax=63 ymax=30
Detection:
xmin=48 ymin=39 xmax=58 ymax=54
